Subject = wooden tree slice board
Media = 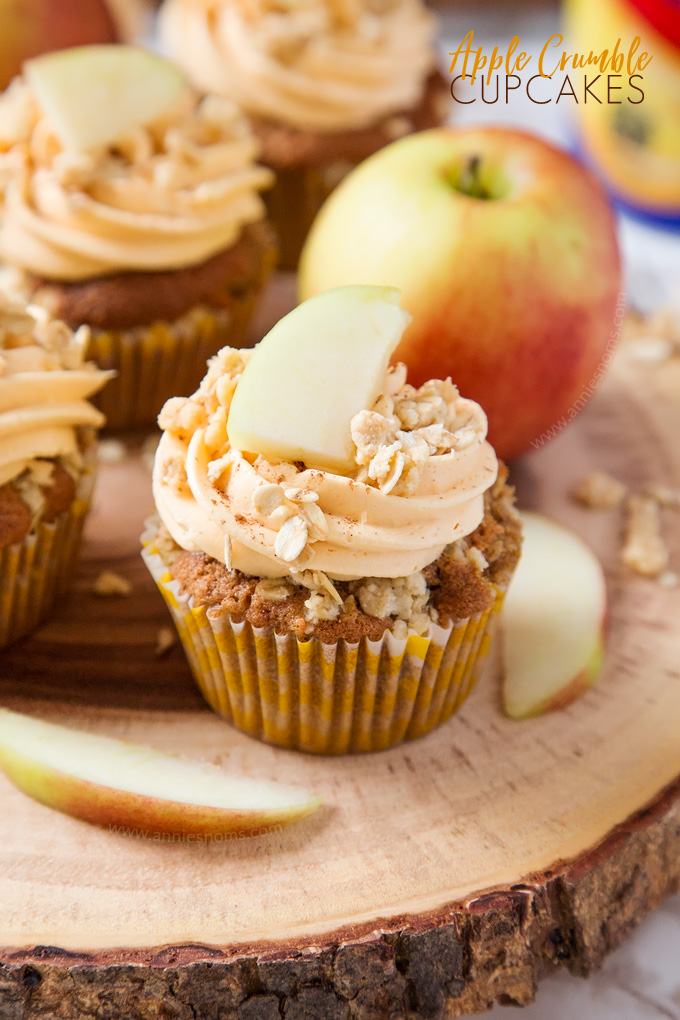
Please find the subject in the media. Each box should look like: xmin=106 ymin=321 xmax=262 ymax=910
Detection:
xmin=1 ymin=280 xmax=679 ymax=1018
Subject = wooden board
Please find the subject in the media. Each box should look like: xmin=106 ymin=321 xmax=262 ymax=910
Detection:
xmin=1 ymin=281 xmax=679 ymax=1019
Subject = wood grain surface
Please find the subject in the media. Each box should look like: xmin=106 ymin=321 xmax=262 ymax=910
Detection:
xmin=0 ymin=280 xmax=679 ymax=1018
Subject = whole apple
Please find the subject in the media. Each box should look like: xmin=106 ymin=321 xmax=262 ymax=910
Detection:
xmin=299 ymin=127 xmax=621 ymax=461
xmin=0 ymin=0 xmax=117 ymax=90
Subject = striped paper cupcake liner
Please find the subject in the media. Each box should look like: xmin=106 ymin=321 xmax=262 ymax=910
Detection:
xmin=88 ymin=295 xmax=262 ymax=431
xmin=142 ymin=532 xmax=506 ymax=755
xmin=0 ymin=450 xmax=97 ymax=650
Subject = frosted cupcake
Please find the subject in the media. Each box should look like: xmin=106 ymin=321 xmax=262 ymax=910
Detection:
xmin=0 ymin=45 xmax=276 ymax=429
xmin=159 ymin=0 xmax=449 ymax=268
xmin=0 ymin=299 xmax=111 ymax=648
xmin=143 ymin=286 xmax=520 ymax=753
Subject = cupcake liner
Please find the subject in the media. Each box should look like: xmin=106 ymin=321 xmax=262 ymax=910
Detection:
xmin=88 ymin=278 xmax=269 ymax=431
xmin=0 ymin=450 xmax=97 ymax=650
xmin=142 ymin=533 xmax=506 ymax=755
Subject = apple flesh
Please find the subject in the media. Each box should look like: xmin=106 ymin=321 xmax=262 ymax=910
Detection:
xmin=502 ymin=512 xmax=607 ymax=719
xmin=227 ymin=285 xmax=411 ymax=474
xmin=25 ymin=45 xmax=186 ymax=152
xmin=299 ymin=127 xmax=621 ymax=461
xmin=0 ymin=709 xmax=322 ymax=835
xmin=0 ymin=0 xmax=118 ymax=91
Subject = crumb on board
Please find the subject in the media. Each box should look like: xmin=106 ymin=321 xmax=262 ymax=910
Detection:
xmin=571 ymin=471 xmax=626 ymax=510
xmin=155 ymin=626 xmax=177 ymax=657
xmin=97 ymin=439 xmax=127 ymax=464
xmin=92 ymin=571 xmax=132 ymax=597
xmin=622 ymin=494 xmax=669 ymax=579
xmin=659 ymin=571 xmax=679 ymax=589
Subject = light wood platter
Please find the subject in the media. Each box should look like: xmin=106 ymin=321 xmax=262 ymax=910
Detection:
xmin=1 ymin=280 xmax=679 ymax=1019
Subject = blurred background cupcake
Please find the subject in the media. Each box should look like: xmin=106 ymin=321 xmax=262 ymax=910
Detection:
xmin=143 ymin=287 xmax=521 ymax=754
xmin=0 ymin=299 xmax=111 ymax=649
xmin=0 ymin=44 xmax=276 ymax=430
xmin=159 ymin=0 xmax=450 ymax=268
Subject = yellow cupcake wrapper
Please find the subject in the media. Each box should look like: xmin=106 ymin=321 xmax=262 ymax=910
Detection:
xmin=0 ymin=450 xmax=97 ymax=650
xmin=89 ymin=278 xmax=270 ymax=431
xmin=142 ymin=532 xmax=507 ymax=755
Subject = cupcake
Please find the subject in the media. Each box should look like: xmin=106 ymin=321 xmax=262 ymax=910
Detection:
xmin=0 ymin=45 xmax=276 ymax=429
xmin=0 ymin=298 xmax=111 ymax=648
xmin=143 ymin=286 xmax=521 ymax=753
xmin=159 ymin=0 xmax=450 ymax=269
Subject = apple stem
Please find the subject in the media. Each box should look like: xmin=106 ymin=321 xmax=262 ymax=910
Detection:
xmin=458 ymin=155 xmax=492 ymax=200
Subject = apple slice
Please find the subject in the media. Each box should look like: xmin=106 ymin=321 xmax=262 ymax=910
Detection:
xmin=0 ymin=709 xmax=321 ymax=836
xmin=502 ymin=512 xmax=607 ymax=719
xmin=25 ymin=44 xmax=186 ymax=151
xmin=227 ymin=285 xmax=411 ymax=474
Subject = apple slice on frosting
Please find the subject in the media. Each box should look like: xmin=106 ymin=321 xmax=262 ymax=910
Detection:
xmin=25 ymin=44 xmax=186 ymax=151
xmin=227 ymin=285 xmax=411 ymax=474
xmin=0 ymin=709 xmax=321 ymax=835
xmin=502 ymin=512 xmax=607 ymax=719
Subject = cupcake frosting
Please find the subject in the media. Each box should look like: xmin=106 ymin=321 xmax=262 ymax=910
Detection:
xmin=0 ymin=80 xmax=273 ymax=281
xmin=153 ymin=349 xmax=498 ymax=581
xmin=159 ymin=0 xmax=437 ymax=133
xmin=0 ymin=300 xmax=111 ymax=487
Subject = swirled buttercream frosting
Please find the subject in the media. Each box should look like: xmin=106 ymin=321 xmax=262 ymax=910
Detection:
xmin=159 ymin=0 xmax=437 ymax=133
xmin=153 ymin=348 xmax=498 ymax=582
xmin=0 ymin=80 xmax=273 ymax=281
xmin=0 ymin=299 xmax=111 ymax=487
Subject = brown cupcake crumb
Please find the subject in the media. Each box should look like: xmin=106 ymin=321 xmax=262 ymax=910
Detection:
xmin=29 ymin=222 xmax=276 ymax=332
xmin=0 ymin=485 xmax=32 ymax=548
xmin=251 ymin=72 xmax=449 ymax=170
xmin=0 ymin=463 xmax=78 ymax=547
xmin=41 ymin=465 xmax=77 ymax=523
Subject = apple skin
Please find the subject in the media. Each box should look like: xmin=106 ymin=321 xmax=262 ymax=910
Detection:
xmin=299 ymin=127 xmax=622 ymax=461
xmin=508 ymin=637 xmax=605 ymax=720
xmin=0 ymin=711 xmax=322 ymax=836
xmin=0 ymin=0 xmax=117 ymax=90
xmin=501 ymin=511 xmax=608 ymax=720
xmin=0 ymin=751 xmax=320 ymax=836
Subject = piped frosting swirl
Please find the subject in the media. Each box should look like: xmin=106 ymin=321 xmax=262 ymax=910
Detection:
xmin=0 ymin=80 xmax=273 ymax=281
xmin=153 ymin=348 xmax=498 ymax=581
xmin=160 ymin=0 xmax=438 ymax=133
xmin=0 ymin=299 xmax=111 ymax=487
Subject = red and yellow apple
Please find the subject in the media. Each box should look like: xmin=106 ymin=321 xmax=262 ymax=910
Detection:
xmin=502 ymin=512 xmax=607 ymax=718
xmin=299 ymin=127 xmax=621 ymax=461
xmin=0 ymin=709 xmax=322 ymax=835
xmin=0 ymin=0 xmax=118 ymax=91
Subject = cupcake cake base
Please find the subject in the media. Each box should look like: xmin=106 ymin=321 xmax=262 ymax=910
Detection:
xmin=143 ymin=467 xmax=520 ymax=754
xmin=28 ymin=223 xmax=277 ymax=430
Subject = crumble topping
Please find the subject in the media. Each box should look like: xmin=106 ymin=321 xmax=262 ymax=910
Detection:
xmin=158 ymin=346 xmax=490 ymax=581
xmin=351 ymin=368 xmax=482 ymax=496
xmin=92 ymin=571 xmax=133 ymax=597
xmin=0 ymin=294 xmax=91 ymax=371
xmin=570 ymin=470 xmax=677 ymax=583
xmin=571 ymin=471 xmax=627 ymax=510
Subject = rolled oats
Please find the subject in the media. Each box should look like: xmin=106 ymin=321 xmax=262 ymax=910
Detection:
xmin=300 ymin=500 xmax=330 ymax=540
xmin=274 ymin=514 xmax=309 ymax=562
xmin=252 ymin=482 xmax=286 ymax=516
xmin=223 ymin=535 xmax=233 ymax=570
